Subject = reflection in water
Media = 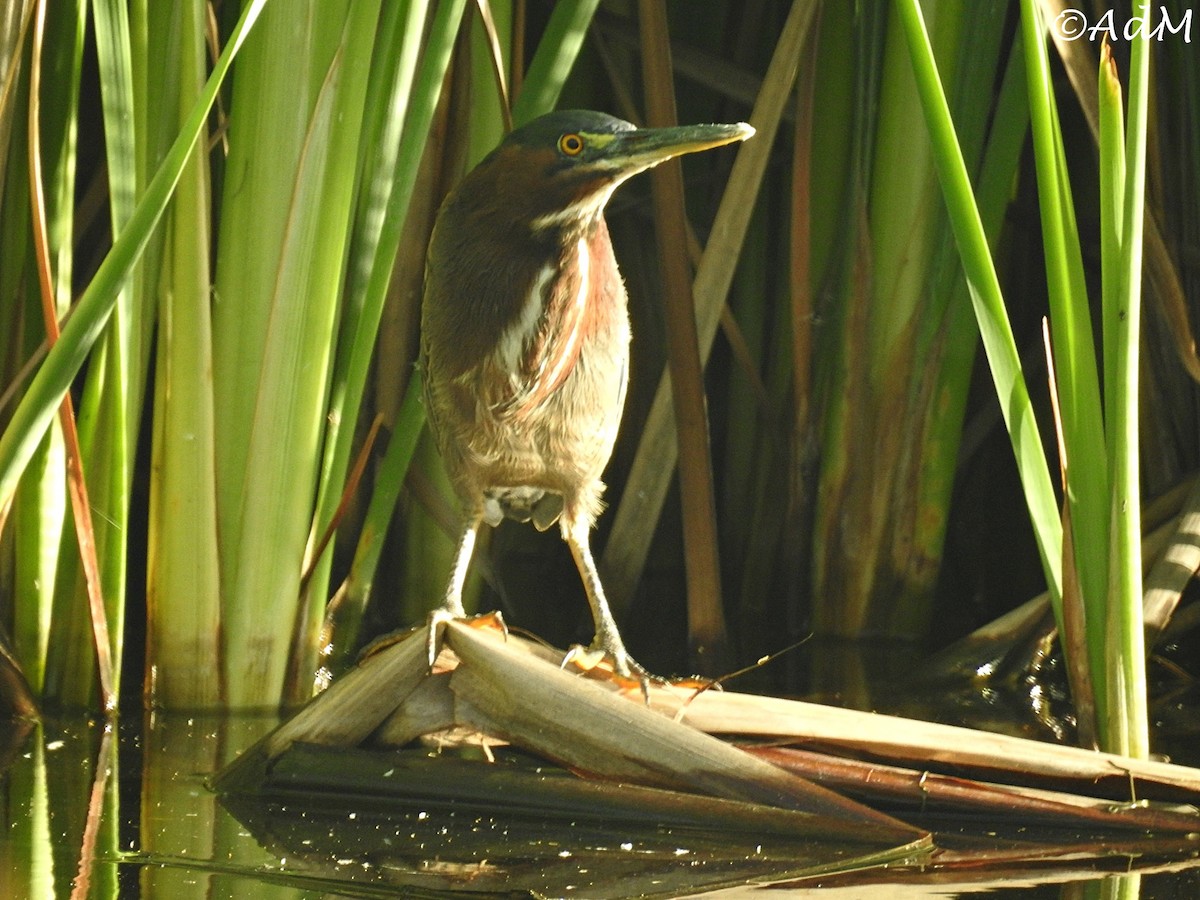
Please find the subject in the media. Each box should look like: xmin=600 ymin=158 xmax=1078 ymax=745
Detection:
xmin=217 ymin=744 xmax=928 ymax=896
xmin=1 ymin=714 xmax=286 ymax=899
xmin=1 ymin=713 xmax=1199 ymax=898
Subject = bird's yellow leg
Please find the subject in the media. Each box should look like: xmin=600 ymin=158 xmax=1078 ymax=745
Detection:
xmin=561 ymin=517 xmax=649 ymax=683
xmin=443 ymin=513 xmax=482 ymax=616
xmin=427 ymin=512 xmax=483 ymax=666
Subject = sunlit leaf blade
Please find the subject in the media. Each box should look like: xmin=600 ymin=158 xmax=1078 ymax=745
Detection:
xmin=1100 ymin=26 xmax=1150 ymax=758
xmin=145 ymin=0 xmax=221 ymax=709
xmin=211 ymin=0 xmax=384 ymax=707
xmin=0 ymin=0 xmax=269 ymax=511
xmin=305 ymin=0 xmax=462 ymax=633
xmin=1019 ymin=0 xmax=1107 ymax=690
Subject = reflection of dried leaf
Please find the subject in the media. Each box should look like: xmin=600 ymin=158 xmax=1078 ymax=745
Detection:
xmin=222 ymin=745 xmax=929 ymax=897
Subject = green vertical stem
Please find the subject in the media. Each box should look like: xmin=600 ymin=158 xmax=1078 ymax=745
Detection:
xmin=16 ymin=0 xmax=84 ymax=702
xmin=34 ymin=0 xmax=117 ymax=709
xmin=890 ymin=2 xmax=1024 ymax=637
xmin=468 ymin=0 xmax=510 ymax=160
xmin=51 ymin=0 xmax=143 ymax=708
xmin=145 ymin=0 xmax=221 ymax=709
xmin=1100 ymin=29 xmax=1150 ymax=757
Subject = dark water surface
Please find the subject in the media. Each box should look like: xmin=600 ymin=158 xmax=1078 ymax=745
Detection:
xmin=3 ymin=709 xmax=1200 ymax=898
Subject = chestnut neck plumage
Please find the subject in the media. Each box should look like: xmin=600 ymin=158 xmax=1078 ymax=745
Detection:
xmin=433 ymin=158 xmax=624 ymax=352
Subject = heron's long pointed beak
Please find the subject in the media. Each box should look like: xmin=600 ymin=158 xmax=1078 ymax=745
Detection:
xmin=600 ymin=121 xmax=754 ymax=174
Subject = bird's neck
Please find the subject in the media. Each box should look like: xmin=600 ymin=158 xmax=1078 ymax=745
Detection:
xmin=528 ymin=183 xmax=618 ymax=237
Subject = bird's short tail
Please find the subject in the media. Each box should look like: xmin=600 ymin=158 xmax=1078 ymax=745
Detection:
xmin=483 ymin=487 xmax=564 ymax=532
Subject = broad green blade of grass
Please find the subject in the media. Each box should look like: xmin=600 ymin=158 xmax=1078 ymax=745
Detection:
xmin=1100 ymin=32 xmax=1150 ymax=757
xmin=468 ymin=1 xmax=512 ymax=160
xmin=1100 ymin=54 xmax=1127 ymax=390
xmin=36 ymin=0 xmax=84 ymax=319
xmin=4 ymin=62 xmax=60 ymax=695
xmin=0 ymin=19 xmax=33 ymax=386
xmin=0 ymin=0 xmax=269 ymax=515
xmin=0 ymin=41 xmax=50 ymax=695
xmin=211 ymin=0 xmax=384 ymax=708
xmin=894 ymin=0 xmax=1063 ymax=610
xmin=144 ymin=0 xmax=221 ymax=709
xmin=868 ymin=2 xmax=956 ymax=380
xmin=209 ymin=5 xmax=333 ymax=584
xmin=303 ymin=0 xmax=454 ymax=633
xmin=10 ymin=438 xmax=64 ymax=697
xmin=816 ymin=0 xmax=960 ymax=637
xmin=0 ymin=1 xmax=35 ymax=205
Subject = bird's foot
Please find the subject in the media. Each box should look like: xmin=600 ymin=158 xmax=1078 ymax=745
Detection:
xmin=561 ymin=643 xmax=663 ymax=701
xmin=425 ymin=608 xmax=507 ymax=669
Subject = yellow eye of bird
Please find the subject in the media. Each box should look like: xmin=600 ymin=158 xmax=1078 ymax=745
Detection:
xmin=558 ymin=133 xmax=585 ymax=156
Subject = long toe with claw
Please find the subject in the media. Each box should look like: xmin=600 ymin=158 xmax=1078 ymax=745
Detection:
xmin=425 ymin=607 xmax=460 ymax=669
xmin=425 ymin=608 xmax=508 ymax=669
xmin=561 ymin=639 xmax=661 ymax=702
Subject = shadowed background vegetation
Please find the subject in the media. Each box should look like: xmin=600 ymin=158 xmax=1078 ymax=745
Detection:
xmin=1 ymin=0 xmax=1198 ymax=763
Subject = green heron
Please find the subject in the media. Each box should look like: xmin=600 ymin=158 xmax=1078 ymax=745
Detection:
xmin=421 ymin=109 xmax=753 ymax=677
